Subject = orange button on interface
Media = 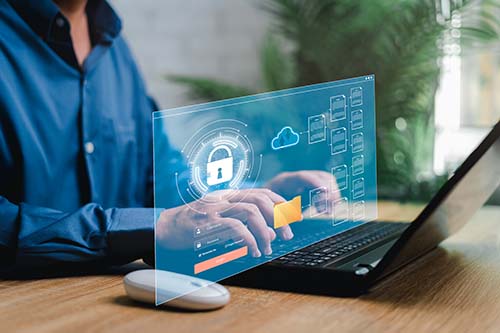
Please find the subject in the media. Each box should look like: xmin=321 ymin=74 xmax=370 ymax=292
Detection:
xmin=194 ymin=246 xmax=248 ymax=274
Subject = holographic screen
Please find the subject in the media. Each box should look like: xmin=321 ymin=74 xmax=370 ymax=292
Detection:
xmin=153 ymin=75 xmax=377 ymax=305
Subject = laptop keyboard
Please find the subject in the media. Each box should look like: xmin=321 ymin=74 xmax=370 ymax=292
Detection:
xmin=270 ymin=222 xmax=408 ymax=268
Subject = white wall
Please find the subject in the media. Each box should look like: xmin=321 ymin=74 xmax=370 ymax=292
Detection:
xmin=111 ymin=0 xmax=271 ymax=109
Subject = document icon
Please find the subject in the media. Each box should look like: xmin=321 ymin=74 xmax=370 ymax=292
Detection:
xmin=352 ymin=155 xmax=364 ymax=176
xmin=351 ymin=109 xmax=363 ymax=130
xmin=333 ymin=197 xmax=349 ymax=225
xmin=331 ymin=127 xmax=347 ymax=155
xmin=350 ymin=87 xmax=363 ymax=106
xmin=331 ymin=165 xmax=348 ymax=191
xmin=352 ymin=132 xmax=364 ymax=153
xmin=308 ymin=114 xmax=326 ymax=144
xmin=309 ymin=187 xmax=328 ymax=217
xmin=273 ymin=195 xmax=302 ymax=229
xmin=352 ymin=178 xmax=365 ymax=199
xmin=330 ymin=95 xmax=346 ymax=121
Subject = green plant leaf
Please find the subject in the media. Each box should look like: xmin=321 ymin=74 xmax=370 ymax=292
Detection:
xmin=259 ymin=33 xmax=297 ymax=91
xmin=166 ymin=0 xmax=500 ymax=201
xmin=166 ymin=75 xmax=254 ymax=102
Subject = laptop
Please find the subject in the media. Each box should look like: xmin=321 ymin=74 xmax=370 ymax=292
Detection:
xmin=225 ymin=120 xmax=500 ymax=296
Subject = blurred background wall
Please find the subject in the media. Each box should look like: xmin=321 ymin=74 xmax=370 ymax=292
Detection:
xmin=111 ymin=0 xmax=500 ymax=204
xmin=112 ymin=0 xmax=270 ymax=109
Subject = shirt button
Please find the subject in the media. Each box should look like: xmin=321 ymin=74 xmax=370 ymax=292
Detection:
xmin=56 ymin=17 xmax=65 ymax=28
xmin=85 ymin=142 xmax=95 ymax=154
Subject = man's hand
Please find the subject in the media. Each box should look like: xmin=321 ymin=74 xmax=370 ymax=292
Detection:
xmin=266 ymin=170 xmax=341 ymax=213
xmin=156 ymin=189 xmax=293 ymax=258
xmin=156 ymin=171 xmax=337 ymax=258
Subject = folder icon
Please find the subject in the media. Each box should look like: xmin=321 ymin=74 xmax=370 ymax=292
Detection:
xmin=273 ymin=195 xmax=303 ymax=229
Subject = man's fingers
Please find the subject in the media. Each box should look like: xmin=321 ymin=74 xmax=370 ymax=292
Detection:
xmin=268 ymin=227 xmax=277 ymax=241
xmin=218 ymin=218 xmax=261 ymax=258
xmin=220 ymin=202 xmax=273 ymax=255
xmin=227 ymin=190 xmax=294 ymax=241
xmin=295 ymin=171 xmax=326 ymax=190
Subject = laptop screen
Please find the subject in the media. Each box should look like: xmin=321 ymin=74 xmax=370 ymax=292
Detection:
xmin=378 ymin=121 xmax=500 ymax=277
xmin=153 ymin=75 xmax=378 ymax=305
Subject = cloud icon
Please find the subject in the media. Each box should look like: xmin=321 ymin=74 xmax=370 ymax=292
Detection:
xmin=271 ymin=126 xmax=300 ymax=150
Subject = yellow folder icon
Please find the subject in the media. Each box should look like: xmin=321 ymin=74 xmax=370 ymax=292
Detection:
xmin=273 ymin=195 xmax=303 ymax=229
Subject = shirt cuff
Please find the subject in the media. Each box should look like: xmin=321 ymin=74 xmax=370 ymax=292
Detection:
xmin=107 ymin=208 xmax=155 ymax=261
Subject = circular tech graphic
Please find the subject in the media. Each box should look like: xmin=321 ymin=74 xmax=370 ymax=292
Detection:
xmin=177 ymin=119 xmax=261 ymax=205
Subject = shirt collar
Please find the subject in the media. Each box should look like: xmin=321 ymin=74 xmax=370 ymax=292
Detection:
xmin=7 ymin=0 xmax=59 ymax=39
xmin=7 ymin=0 xmax=122 ymax=45
xmin=86 ymin=0 xmax=122 ymax=45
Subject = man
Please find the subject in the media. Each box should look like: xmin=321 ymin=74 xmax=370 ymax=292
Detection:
xmin=0 ymin=0 xmax=334 ymax=271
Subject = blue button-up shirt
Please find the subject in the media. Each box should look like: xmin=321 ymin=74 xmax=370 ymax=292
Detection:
xmin=0 ymin=0 xmax=186 ymax=270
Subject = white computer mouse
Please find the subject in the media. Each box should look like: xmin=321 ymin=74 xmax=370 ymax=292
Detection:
xmin=123 ymin=269 xmax=230 ymax=310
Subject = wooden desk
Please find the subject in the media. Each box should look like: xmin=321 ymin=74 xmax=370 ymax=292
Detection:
xmin=1 ymin=204 xmax=499 ymax=333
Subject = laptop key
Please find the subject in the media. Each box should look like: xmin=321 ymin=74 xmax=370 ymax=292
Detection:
xmin=271 ymin=222 xmax=408 ymax=269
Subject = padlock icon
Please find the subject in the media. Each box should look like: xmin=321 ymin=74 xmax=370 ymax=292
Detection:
xmin=206 ymin=144 xmax=234 ymax=186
